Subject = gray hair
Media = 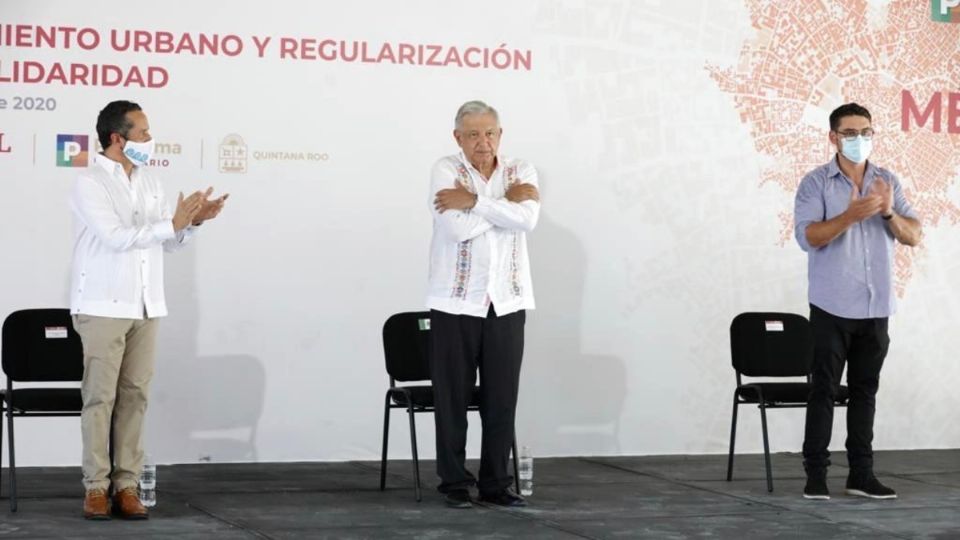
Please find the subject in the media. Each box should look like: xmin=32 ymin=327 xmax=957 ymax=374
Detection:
xmin=455 ymin=100 xmax=500 ymax=130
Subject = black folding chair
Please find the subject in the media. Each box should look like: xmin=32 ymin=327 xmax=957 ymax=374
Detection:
xmin=725 ymin=312 xmax=848 ymax=492
xmin=378 ymin=311 xmax=520 ymax=502
xmin=1 ymin=309 xmax=84 ymax=512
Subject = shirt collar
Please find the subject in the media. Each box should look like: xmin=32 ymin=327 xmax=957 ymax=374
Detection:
xmin=94 ymin=152 xmax=126 ymax=174
xmin=827 ymin=154 xmax=876 ymax=182
xmin=94 ymin=152 xmax=143 ymax=182
xmin=458 ymin=151 xmax=501 ymax=175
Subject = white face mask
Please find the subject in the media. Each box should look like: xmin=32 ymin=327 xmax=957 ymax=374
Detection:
xmin=840 ymin=135 xmax=872 ymax=164
xmin=122 ymin=138 xmax=155 ymax=167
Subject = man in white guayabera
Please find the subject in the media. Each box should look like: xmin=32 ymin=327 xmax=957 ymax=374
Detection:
xmin=426 ymin=100 xmax=540 ymax=509
xmin=71 ymin=100 xmax=228 ymax=520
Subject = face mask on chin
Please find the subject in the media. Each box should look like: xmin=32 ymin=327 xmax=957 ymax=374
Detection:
xmin=122 ymin=138 xmax=155 ymax=167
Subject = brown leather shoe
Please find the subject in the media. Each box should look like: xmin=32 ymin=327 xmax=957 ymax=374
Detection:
xmin=83 ymin=488 xmax=111 ymax=520
xmin=112 ymin=487 xmax=149 ymax=520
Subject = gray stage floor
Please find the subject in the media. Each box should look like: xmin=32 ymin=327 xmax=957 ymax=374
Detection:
xmin=1 ymin=450 xmax=958 ymax=539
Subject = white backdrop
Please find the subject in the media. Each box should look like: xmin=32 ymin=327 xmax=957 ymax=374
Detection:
xmin=1 ymin=0 xmax=958 ymax=467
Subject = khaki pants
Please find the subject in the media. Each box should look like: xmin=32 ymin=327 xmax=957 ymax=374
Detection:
xmin=73 ymin=314 xmax=159 ymax=492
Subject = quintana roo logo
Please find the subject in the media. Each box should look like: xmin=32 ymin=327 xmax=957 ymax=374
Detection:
xmin=219 ymin=133 xmax=247 ymax=174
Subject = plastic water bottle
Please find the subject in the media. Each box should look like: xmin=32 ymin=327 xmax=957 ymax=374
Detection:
xmin=139 ymin=454 xmax=157 ymax=508
xmin=518 ymin=446 xmax=533 ymax=496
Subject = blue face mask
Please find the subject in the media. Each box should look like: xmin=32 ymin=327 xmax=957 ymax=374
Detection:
xmin=840 ymin=136 xmax=872 ymax=164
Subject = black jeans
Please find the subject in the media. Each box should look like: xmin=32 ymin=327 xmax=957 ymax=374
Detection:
xmin=429 ymin=306 xmax=525 ymax=495
xmin=803 ymin=304 xmax=889 ymax=475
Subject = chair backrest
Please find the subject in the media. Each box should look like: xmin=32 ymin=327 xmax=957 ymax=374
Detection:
xmin=729 ymin=312 xmax=812 ymax=377
xmin=2 ymin=309 xmax=84 ymax=382
xmin=382 ymin=311 xmax=432 ymax=383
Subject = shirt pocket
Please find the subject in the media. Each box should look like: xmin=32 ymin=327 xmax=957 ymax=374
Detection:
xmin=83 ymin=254 xmax=124 ymax=300
xmin=145 ymin=192 xmax=164 ymax=223
xmin=823 ymin=186 xmax=851 ymax=221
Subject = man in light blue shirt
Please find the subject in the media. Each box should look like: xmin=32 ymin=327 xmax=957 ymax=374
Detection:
xmin=794 ymin=103 xmax=922 ymax=501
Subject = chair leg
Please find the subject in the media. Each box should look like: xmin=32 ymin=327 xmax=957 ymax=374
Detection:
xmin=380 ymin=393 xmax=392 ymax=491
xmin=0 ymin=403 xmax=4 ymax=499
xmin=512 ymin=436 xmax=520 ymax=494
xmin=759 ymin=402 xmax=773 ymax=493
xmin=726 ymin=395 xmax=739 ymax=481
xmin=407 ymin=407 xmax=421 ymax=502
xmin=7 ymin=408 xmax=16 ymax=512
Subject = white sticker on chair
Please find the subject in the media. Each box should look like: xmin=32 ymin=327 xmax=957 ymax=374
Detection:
xmin=765 ymin=320 xmax=784 ymax=332
xmin=44 ymin=326 xmax=68 ymax=339
xmin=418 ymin=318 xmax=431 ymax=331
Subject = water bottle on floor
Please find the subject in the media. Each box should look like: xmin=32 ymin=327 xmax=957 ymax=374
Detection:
xmin=140 ymin=454 xmax=157 ymax=508
xmin=519 ymin=445 xmax=533 ymax=496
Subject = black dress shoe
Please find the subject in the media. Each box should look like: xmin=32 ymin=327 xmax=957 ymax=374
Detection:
xmin=803 ymin=473 xmax=830 ymax=500
xmin=444 ymin=489 xmax=472 ymax=508
xmin=479 ymin=488 xmax=527 ymax=507
xmin=846 ymin=474 xmax=897 ymax=499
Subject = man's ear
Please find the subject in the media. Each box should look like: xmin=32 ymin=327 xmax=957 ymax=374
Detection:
xmin=110 ymin=132 xmax=125 ymax=149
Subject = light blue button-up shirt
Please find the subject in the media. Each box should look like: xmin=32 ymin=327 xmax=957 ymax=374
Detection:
xmin=794 ymin=157 xmax=918 ymax=319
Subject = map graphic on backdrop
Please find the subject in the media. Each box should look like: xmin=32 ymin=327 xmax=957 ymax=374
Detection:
xmin=709 ymin=0 xmax=960 ymax=296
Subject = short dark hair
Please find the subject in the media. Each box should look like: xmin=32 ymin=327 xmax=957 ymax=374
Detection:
xmin=96 ymin=100 xmax=142 ymax=150
xmin=829 ymin=103 xmax=871 ymax=131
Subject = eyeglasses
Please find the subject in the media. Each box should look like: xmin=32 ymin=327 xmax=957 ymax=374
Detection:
xmin=460 ymin=130 xmax=500 ymax=142
xmin=835 ymin=128 xmax=874 ymax=141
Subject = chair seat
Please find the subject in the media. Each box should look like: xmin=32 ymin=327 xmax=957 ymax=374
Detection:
xmin=389 ymin=385 xmax=481 ymax=408
xmin=0 ymin=388 xmax=83 ymax=412
xmin=736 ymin=382 xmax=849 ymax=405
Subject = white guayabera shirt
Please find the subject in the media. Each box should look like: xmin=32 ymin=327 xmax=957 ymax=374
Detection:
xmin=426 ymin=152 xmax=539 ymax=318
xmin=70 ymin=153 xmax=196 ymax=319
